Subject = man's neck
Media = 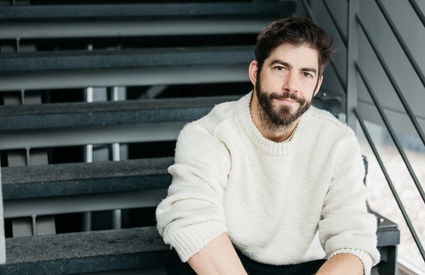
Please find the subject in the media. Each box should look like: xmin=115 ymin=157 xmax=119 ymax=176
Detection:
xmin=260 ymin=121 xmax=299 ymax=143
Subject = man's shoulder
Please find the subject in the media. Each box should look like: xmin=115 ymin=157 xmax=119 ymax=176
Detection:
xmin=305 ymin=106 xmax=355 ymax=135
xmin=185 ymin=94 xmax=247 ymax=133
xmin=201 ymin=93 xmax=249 ymax=122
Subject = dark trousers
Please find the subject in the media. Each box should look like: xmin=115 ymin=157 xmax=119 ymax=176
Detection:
xmin=165 ymin=248 xmax=326 ymax=275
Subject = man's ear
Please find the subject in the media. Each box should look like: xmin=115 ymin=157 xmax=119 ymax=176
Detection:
xmin=248 ymin=60 xmax=258 ymax=86
xmin=313 ymin=75 xmax=323 ymax=97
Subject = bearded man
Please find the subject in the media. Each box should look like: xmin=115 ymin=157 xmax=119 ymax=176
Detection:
xmin=156 ymin=17 xmax=380 ymax=275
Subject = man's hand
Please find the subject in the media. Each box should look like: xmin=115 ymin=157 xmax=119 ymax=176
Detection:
xmin=315 ymin=253 xmax=364 ymax=275
xmin=188 ymin=232 xmax=247 ymax=275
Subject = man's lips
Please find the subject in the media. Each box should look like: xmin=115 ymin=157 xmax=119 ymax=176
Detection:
xmin=276 ymin=97 xmax=299 ymax=105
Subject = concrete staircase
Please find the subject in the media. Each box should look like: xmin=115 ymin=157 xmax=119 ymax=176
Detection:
xmin=0 ymin=1 xmax=297 ymax=273
xmin=0 ymin=1 xmax=400 ymax=274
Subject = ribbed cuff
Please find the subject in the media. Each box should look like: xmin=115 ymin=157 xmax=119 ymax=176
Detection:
xmin=329 ymin=249 xmax=374 ymax=275
xmin=165 ymin=221 xmax=227 ymax=262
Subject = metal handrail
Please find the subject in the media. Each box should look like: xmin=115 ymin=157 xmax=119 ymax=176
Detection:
xmin=355 ymin=64 xmax=425 ymax=261
xmin=301 ymin=0 xmax=425 ymax=268
xmin=375 ymin=0 xmax=425 ymax=90
xmin=356 ymin=15 xmax=425 ymax=203
xmin=408 ymin=0 xmax=425 ymax=28
xmin=356 ymin=12 xmax=425 ymax=147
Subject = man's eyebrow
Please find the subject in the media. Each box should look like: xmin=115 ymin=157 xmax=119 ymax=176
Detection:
xmin=270 ymin=59 xmax=318 ymax=75
xmin=270 ymin=59 xmax=291 ymax=68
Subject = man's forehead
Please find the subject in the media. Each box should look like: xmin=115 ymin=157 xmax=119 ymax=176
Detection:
xmin=267 ymin=43 xmax=319 ymax=69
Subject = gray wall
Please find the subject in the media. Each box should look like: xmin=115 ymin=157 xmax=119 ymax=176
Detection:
xmin=298 ymin=0 xmax=425 ymax=138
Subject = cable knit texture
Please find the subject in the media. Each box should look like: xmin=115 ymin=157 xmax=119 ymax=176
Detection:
xmin=156 ymin=92 xmax=380 ymax=274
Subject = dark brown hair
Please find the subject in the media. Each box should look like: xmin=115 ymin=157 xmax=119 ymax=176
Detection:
xmin=255 ymin=17 xmax=334 ymax=75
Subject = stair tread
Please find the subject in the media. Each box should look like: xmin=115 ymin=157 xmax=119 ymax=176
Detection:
xmin=0 ymin=2 xmax=295 ymax=21
xmin=1 ymin=226 xmax=168 ymax=274
xmin=0 ymin=96 xmax=240 ymax=130
xmin=0 ymin=46 xmax=254 ymax=72
xmin=1 ymin=18 xmax=277 ymax=40
xmin=2 ymin=157 xmax=173 ymax=200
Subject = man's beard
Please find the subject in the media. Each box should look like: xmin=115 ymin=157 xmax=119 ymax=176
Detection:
xmin=256 ymin=77 xmax=312 ymax=131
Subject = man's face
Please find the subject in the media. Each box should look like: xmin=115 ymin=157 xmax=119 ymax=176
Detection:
xmin=253 ymin=43 xmax=322 ymax=129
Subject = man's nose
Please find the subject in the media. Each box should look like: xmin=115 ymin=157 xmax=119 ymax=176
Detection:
xmin=282 ymin=71 xmax=299 ymax=93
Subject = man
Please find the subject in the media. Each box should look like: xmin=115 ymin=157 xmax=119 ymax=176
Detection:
xmin=156 ymin=17 xmax=380 ymax=274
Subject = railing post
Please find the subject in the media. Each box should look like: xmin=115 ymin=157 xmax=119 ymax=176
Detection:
xmin=346 ymin=0 xmax=359 ymax=130
xmin=0 ymin=159 xmax=6 ymax=264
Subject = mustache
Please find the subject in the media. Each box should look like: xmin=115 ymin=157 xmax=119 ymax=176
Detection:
xmin=269 ymin=91 xmax=305 ymax=104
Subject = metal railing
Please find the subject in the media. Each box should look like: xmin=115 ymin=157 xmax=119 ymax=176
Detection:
xmin=303 ymin=0 xmax=425 ymax=271
xmin=353 ymin=0 xmax=425 ymax=262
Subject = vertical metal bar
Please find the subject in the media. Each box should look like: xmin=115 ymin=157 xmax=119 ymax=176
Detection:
xmin=85 ymin=145 xmax=93 ymax=163
xmin=83 ymin=44 xmax=94 ymax=232
xmin=83 ymin=143 xmax=93 ymax=231
xmin=15 ymin=38 xmax=20 ymax=52
xmin=25 ymin=147 xmax=30 ymax=166
xmin=86 ymin=87 xmax=94 ymax=103
xmin=0 ymin=159 xmax=6 ymax=264
xmin=113 ymin=209 xmax=122 ymax=230
xmin=20 ymin=89 xmax=25 ymax=105
xmin=31 ymin=215 xmax=37 ymax=236
xmin=112 ymin=144 xmax=120 ymax=161
xmin=346 ymin=0 xmax=359 ymax=130
xmin=8 ymin=35 xmax=39 ymax=236
xmin=110 ymin=86 xmax=122 ymax=230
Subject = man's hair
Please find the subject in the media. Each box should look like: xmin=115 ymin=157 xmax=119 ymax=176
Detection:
xmin=255 ymin=17 xmax=334 ymax=75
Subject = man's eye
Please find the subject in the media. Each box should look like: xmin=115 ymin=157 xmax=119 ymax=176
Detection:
xmin=275 ymin=66 xmax=285 ymax=71
xmin=304 ymin=72 xmax=313 ymax=78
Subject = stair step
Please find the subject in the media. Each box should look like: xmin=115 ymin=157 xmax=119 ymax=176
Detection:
xmin=0 ymin=65 xmax=248 ymax=92
xmin=0 ymin=2 xmax=295 ymax=39
xmin=0 ymin=46 xmax=254 ymax=73
xmin=1 ymin=226 xmax=168 ymax=274
xmin=0 ymin=95 xmax=240 ymax=130
xmin=0 ymin=2 xmax=295 ymax=22
xmin=0 ymin=65 xmax=249 ymax=92
xmin=2 ymin=157 xmax=172 ymax=218
xmin=0 ymin=95 xmax=342 ymax=150
xmin=1 ymin=19 xmax=273 ymax=40
xmin=0 ymin=95 xmax=240 ymax=150
xmin=0 ymin=46 xmax=253 ymax=91
xmin=2 ymin=157 xmax=172 ymax=200
xmin=1 ymin=122 xmax=184 ymax=151
xmin=4 ymin=189 xmax=167 ymax=218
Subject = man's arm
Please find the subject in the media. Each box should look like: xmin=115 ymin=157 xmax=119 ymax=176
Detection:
xmin=318 ymin=135 xmax=380 ymax=274
xmin=188 ymin=232 xmax=247 ymax=275
xmin=316 ymin=253 xmax=364 ymax=275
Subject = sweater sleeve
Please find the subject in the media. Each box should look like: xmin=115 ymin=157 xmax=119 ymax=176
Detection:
xmin=156 ymin=122 xmax=231 ymax=262
xmin=318 ymin=133 xmax=380 ymax=274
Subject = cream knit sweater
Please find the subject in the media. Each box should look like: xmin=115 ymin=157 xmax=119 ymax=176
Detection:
xmin=156 ymin=92 xmax=380 ymax=274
